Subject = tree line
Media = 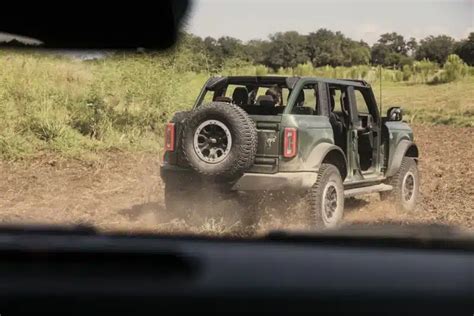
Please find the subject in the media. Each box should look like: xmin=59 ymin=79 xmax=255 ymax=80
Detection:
xmin=177 ymin=30 xmax=474 ymax=72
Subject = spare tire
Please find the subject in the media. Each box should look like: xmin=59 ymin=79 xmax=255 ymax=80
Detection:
xmin=182 ymin=102 xmax=257 ymax=177
xmin=170 ymin=110 xmax=192 ymax=167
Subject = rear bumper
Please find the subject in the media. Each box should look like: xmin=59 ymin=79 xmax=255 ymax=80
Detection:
xmin=231 ymin=172 xmax=317 ymax=191
xmin=160 ymin=163 xmax=198 ymax=186
xmin=160 ymin=163 xmax=317 ymax=192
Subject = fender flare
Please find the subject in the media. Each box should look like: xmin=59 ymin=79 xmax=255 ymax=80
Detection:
xmin=306 ymin=143 xmax=348 ymax=180
xmin=386 ymin=140 xmax=419 ymax=177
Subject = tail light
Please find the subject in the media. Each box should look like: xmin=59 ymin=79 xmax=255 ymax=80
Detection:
xmin=283 ymin=127 xmax=297 ymax=158
xmin=164 ymin=123 xmax=175 ymax=151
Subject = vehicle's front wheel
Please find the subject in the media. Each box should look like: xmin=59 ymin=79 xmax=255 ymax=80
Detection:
xmin=380 ymin=157 xmax=419 ymax=211
xmin=308 ymin=164 xmax=344 ymax=229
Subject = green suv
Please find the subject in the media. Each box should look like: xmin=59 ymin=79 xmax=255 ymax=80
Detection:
xmin=160 ymin=76 xmax=420 ymax=228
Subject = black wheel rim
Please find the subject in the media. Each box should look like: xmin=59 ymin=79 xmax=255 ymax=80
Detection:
xmin=403 ymin=172 xmax=415 ymax=202
xmin=193 ymin=120 xmax=232 ymax=163
xmin=323 ymin=184 xmax=338 ymax=220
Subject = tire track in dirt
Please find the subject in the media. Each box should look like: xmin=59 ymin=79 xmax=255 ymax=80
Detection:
xmin=0 ymin=125 xmax=472 ymax=234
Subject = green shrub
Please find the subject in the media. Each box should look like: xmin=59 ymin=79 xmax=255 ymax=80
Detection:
xmin=413 ymin=59 xmax=439 ymax=83
xmin=293 ymin=62 xmax=314 ymax=76
xmin=440 ymin=54 xmax=468 ymax=83
xmin=394 ymin=70 xmax=404 ymax=82
xmin=402 ymin=65 xmax=413 ymax=81
xmin=0 ymin=132 xmax=35 ymax=160
xmin=255 ymin=65 xmax=269 ymax=76
xmin=468 ymin=67 xmax=474 ymax=76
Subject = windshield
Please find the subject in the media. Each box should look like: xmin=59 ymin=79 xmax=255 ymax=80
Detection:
xmin=0 ymin=0 xmax=472 ymax=237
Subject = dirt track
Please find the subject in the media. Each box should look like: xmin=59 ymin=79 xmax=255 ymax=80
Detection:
xmin=0 ymin=125 xmax=473 ymax=235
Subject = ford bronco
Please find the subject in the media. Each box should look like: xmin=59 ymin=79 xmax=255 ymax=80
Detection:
xmin=160 ymin=76 xmax=420 ymax=228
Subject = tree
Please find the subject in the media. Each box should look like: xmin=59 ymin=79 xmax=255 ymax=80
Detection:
xmin=406 ymin=37 xmax=418 ymax=56
xmin=306 ymin=29 xmax=369 ymax=67
xmin=217 ymin=36 xmax=245 ymax=60
xmin=202 ymin=36 xmax=221 ymax=67
xmin=370 ymin=43 xmax=391 ymax=66
xmin=245 ymin=39 xmax=271 ymax=65
xmin=306 ymin=29 xmax=343 ymax=66
xmin=378 ymin=32 xmax=408 ymax=54
xmin=199 ymin=36 xmax=247 ymax=71
xmin=371 ymin=32 xmax=410 ymax=66
xmin=415 ymin=35 xmax=455 ymax=64
xmin=343 ymin=41 xmax=370 ymax=66
xmin=174 ymin=32 xmax=210 ymax=72
xmin=454 ymin=32 xmax=474 ymax=66
xmin=265 ymin=31 xmax=309 ymax=69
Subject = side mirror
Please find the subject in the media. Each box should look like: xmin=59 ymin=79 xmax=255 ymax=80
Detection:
xmin=387 ymin=107 xmax=403 ymax=121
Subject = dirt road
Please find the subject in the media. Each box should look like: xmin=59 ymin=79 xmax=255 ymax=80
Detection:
xmin=1 ymin=125 xmax=473 ymax=235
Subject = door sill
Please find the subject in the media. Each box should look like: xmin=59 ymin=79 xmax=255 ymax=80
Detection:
xmin=344 ymin=175 xmax=385 ymax=186
xmin=344 ymin=183 xmax=392 ymax=198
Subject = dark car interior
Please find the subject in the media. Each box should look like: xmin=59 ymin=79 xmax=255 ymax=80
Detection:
xmin=328 ymin=84 xmax=378 ymax=171
xmin=216 ymin=84 xmax=289 ymax=115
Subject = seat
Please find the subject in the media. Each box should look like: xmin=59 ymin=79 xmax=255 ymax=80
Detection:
xmin=275 ymin=106 xmax=286 ymax=114
xmin=290 ymin=90 xmax=311 ymax=115
xmin=232 ymin=87 xmax=249 ymax=106
xmin=256 ymin=95 xmax=275 ymax=107
xmin=256 ymin=95 xmax=277 ymax=115
xmin=329 ymin=92 xmax=346 ymax=152
xmin=293 ymin=107 xmax=314 ymax=115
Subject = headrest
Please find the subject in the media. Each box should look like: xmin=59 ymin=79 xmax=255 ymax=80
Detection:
xmin=232 ymin=87 xmax=249 ymax=106
xmin=256 ymin=95 xmax=276 ymax=107
xmin=265 ymin=87 xmax=280 ymax=104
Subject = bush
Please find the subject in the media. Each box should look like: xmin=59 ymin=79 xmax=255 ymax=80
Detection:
xmin=0 ymin=132 xmax=35 ymax=160
xmin=440 ymin=54 xmax=468 ymax=83
xmin=394 ymin=70 xmax=404 ymax=82
xmin=402 ymin=65 xmax=413 ymax=81
xmin=413 ymin=59 xmax=438 ymax=83
xmin=255 ymin=65 xmax=269 ymax=76
xmin=293 ymin=62 xmax=314 ymax=76
xmin=468 ymin=67 xmax=474 ymax=76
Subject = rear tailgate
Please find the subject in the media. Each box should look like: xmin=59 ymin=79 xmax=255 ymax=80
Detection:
xmin=248 ymin=115 xmax=282 ymax=174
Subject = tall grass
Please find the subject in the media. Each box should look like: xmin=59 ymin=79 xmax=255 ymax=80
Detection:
xmin=0 ymin=51 xmax=191 ymax=160
xmin=0 ymin=50 xmax=472 ymax=161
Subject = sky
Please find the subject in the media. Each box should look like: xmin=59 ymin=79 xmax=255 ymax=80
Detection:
xmin=185 ymin=0 xmax=474 ymax=44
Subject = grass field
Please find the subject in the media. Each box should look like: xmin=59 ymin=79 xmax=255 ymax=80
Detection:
xmin=0 ymin=52 xmax=473 ymax=161
xmin=0 ymin=51 xmax=473 ymax=234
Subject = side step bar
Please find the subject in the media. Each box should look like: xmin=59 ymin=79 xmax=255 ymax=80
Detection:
xmin=344 ymin=184 xmax=393 ymax=198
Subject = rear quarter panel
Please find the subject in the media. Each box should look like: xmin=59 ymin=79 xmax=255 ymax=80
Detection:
xmin=279 ymin=114 xmax=334 ymax=172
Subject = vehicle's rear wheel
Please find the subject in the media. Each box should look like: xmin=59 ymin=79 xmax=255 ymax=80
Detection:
xmin=380 ymin=157 xmax=419 ymax=211
xmin=308 ymin=164 xmax=344 ymax=229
